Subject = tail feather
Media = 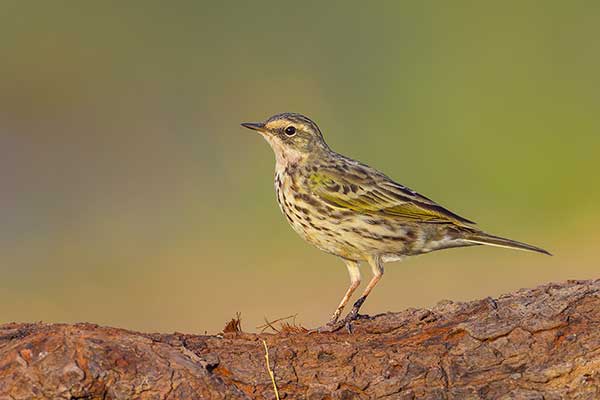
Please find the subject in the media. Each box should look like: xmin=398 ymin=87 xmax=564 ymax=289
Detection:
xmin=463 ymin=231 xmax=552 ymax=256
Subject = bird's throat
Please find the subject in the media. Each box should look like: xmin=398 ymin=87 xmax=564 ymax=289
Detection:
xmin=263 ymin=138 xmax=305 ymax=173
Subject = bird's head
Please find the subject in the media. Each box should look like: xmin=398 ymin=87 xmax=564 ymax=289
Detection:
xmin=241 ymin=113 xmax=329 ymax=164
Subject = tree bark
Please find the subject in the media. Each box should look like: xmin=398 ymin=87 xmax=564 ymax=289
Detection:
xmin=1 ymin=279 xmax=600 ymax=399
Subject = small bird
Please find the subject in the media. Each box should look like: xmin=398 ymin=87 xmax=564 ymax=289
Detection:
xmin=241 ymin=113 xmax=550 ymax=332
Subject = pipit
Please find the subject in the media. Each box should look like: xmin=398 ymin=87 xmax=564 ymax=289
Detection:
xmin=241 ymin=113 xmax=550 ymax=332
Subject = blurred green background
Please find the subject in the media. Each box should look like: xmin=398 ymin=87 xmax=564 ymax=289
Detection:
xmin=1 ymin=2 xmax=599 ymax=334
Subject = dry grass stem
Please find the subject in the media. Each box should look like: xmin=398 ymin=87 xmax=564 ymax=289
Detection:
xmin=262 ymin=339 xmax=280 ymax=400
xmin=257 ymin=314 xmax=307 ymax=333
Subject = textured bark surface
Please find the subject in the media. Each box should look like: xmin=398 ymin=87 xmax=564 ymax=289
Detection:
xmin=1 ymin=280 xmax=600 ymax=399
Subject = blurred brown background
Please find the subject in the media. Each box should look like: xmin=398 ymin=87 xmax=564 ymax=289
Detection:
xmin=1 ymin=2 xmax=599 ymax=333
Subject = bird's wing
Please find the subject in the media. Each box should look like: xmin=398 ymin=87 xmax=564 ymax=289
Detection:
xmin=307 ymin=166 xmax=475 ymax=226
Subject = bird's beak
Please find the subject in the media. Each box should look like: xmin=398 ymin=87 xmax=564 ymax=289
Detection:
xmin=240 ymin=122 xmax=265 ymax=132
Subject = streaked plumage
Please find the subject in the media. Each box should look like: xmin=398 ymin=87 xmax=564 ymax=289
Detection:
xmin=242 ymin=113 xmax=550 ymax=331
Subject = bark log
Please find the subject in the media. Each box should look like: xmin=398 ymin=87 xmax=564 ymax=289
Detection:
xmin=1 ymin=279 xmax=600 ymax=399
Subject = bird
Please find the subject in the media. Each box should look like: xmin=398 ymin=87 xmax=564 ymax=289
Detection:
xmin=241 ymin=112 xmax=550 ymax=332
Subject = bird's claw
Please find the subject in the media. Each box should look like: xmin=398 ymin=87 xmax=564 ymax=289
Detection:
xmin=310 ymin=312 xmax=372 ymax=334
xmin=309 ymin=320 xmax=345 ymax=334
xmin=342 ymin=311 xmax=371 ymax=333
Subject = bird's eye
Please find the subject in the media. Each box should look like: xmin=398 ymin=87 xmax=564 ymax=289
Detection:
xmin=284 ymin=126 xmax=296 ymax=136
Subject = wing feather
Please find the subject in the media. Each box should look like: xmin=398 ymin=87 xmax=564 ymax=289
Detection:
xmin=307 ymin=167 xmax=475 ymax=225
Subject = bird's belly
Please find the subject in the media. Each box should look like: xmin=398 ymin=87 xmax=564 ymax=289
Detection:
xmin=275 ymin=175 xmax=419 ymax=260
xmin=278 ymin=194 xmax=352 ymax=257
xmin=293 ymin=213 xmax=417 ymax=260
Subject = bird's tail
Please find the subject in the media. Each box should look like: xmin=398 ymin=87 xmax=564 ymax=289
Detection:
xmin=463 ymin=231 xmax=552 ymax=256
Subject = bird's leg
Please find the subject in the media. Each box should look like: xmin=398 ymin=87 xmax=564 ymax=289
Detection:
xmin=329 ymin=259 xmax=361 ymax=324
xmin=343 ymin=256 xmax=384 ymax=332
xmin=314 ymin=260 xmax=360 ymax=333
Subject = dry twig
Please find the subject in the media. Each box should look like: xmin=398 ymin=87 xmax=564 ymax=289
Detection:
xmin=262 ymin=339 xmax=280 ymax=400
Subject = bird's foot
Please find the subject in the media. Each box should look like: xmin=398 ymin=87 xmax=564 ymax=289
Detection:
xmin=308 ymin=312 xmax=372 ymax=334
xmin=343 ymin=294 xmax=373 ymax=332
xmin=341 ymin=310 xmax=372 ymax=333
xmin=309 ymin=319 xmax=346 ymax=334
xmin=309 ymin=295 xmax=373 ymax=334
